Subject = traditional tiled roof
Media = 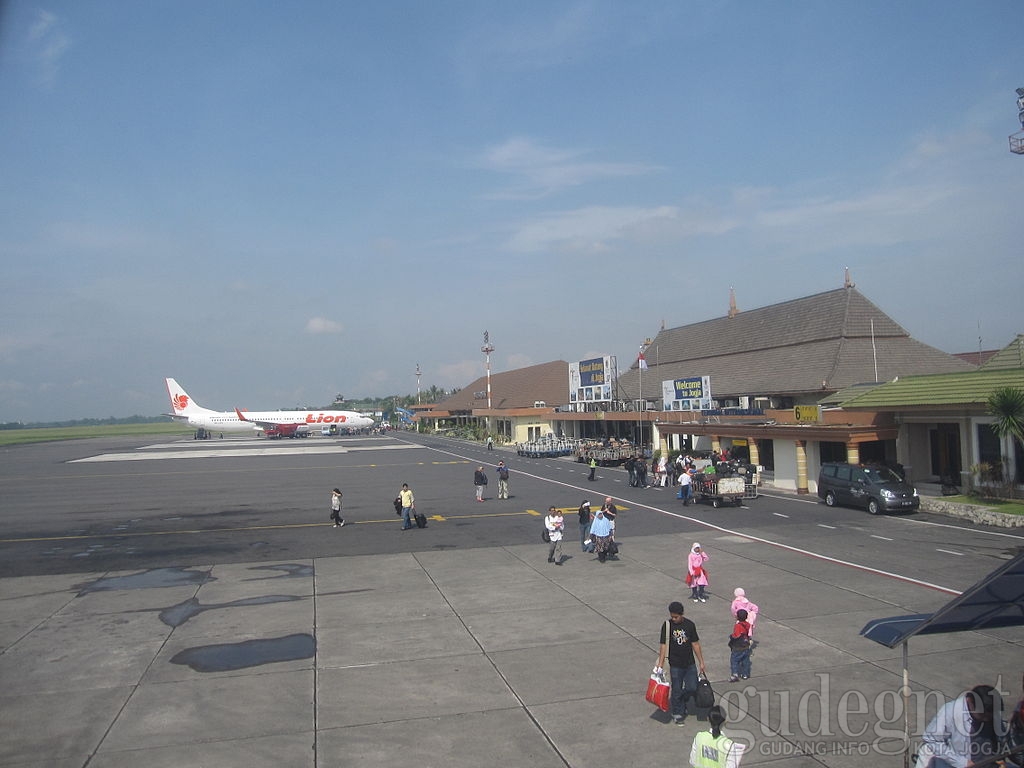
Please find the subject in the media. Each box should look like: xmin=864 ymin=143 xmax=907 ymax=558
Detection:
xmin=436 ymin=361 xmax=570 ymax=411
xmin=618 ymin=286 xmax=973 ymax=400
xmin=836 ymin=369 xmax=1024 ymax=408
xmin=836 ymin=334 xmax=1024 ymax=409
xmin=979 ymin=334 xmax=1024 ymax=371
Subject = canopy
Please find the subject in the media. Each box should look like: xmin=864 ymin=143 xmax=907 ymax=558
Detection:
xmin=860 ymin=550 xmax=1024 ymax=647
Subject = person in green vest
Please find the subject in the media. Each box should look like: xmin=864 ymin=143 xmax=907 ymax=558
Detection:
xmin=689 ymin=705 xmax=745 ymax=768
xmin=588 ymin=456 xmax=597 ymax=481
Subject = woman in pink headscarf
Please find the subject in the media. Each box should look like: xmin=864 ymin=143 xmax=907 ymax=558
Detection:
xmin=687 ymin=543 xmax=709 ymax=602
xmin=731 ymin=588 xmax=759 ymax=637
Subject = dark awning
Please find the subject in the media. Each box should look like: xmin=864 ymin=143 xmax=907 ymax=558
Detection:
xmin=860 ymin=550 xmax=1024 ymax=648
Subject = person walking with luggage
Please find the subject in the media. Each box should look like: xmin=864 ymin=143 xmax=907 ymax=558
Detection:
xmin=474 ymin=466 xmax=488 ymax=501
xmin=330 ymin=488 xmax=345 ymax=528
xmin=495 ymin=461 xmax=510 ymax=499
xmin=577 ymin=500 xmax=593 ymax=551
xmin=656 ymin=601 xmax=706 ymax=726
xmin=544 ymin=506 xmax=564 ymax=565
xmin=688 ymin=543 xmax=709 ymax=602
xmin=689 ymin=705 xmax=745 ymax=767
xmin=728 ymin=608 xmax=753 ymax=682
xmin=398 ymin=483 xmax=415 ymax=530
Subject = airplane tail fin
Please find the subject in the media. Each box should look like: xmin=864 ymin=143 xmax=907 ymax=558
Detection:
xmin=165 ymin=378 xmax=210 ymax=417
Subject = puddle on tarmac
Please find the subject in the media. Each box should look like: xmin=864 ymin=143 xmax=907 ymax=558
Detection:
xmin=75 ymin=566 xmax=214 ymax=595
xmin=170 ymin=633 xmax=316 ymax=672
xmin=246 ymin=563 xmax=313 ymax=579
xmin=159 ymin=594 xmax=302 ymax=628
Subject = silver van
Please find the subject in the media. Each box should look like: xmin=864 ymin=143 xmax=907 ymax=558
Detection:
xmin=817 ymin=462 xmax=919 ymax=515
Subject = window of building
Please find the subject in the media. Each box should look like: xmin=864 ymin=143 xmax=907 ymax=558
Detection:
xmin=977 ymin=424 xmax=1003 ymax=480
xmin=819 ymin=441 xmax=846 ymax=464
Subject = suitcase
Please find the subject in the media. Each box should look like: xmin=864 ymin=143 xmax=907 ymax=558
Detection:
xmin=414 ymin=513 xmax=427 ymax=529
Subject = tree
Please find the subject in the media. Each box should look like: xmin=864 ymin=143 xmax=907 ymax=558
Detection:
xmin=985 ymin=386 xmax=1024 ymax=497
xmin=987 ymin=386 xmax=1024 ymax=444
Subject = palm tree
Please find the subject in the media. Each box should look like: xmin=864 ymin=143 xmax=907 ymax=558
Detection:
xmin=986 ymin=386 xmax=1024 ymax=496
xmin=988 ymin=386 xmax=1024 ymax=443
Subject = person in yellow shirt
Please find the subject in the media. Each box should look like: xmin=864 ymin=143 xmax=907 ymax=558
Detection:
xmin=689 ymin=706 xmax=745 ymax=768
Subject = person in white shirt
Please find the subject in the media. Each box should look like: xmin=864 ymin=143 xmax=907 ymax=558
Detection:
xmin=544 ymin=506 xmax=564 ymax=565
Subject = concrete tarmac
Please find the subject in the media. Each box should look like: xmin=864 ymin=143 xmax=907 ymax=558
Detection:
xmin=1 ymin=437 xmax=1022 ymax=767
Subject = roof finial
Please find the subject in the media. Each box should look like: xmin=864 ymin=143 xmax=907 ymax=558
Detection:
xmin=728 ymin=286 xmax=738 ymax=318
xmin=844 ymin=267 xmax=855 ymax=288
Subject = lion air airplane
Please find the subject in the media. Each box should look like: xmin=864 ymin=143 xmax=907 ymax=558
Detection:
xmin=165 ymin=378 xmax=374 ymax=438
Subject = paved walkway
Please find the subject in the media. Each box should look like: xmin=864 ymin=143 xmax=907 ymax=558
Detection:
xmin=2 ymin=529 xmax=1021 ymax=767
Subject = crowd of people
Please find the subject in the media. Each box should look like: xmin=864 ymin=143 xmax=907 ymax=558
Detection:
xmin=325 ymin=450 xmax=1021 ymax=768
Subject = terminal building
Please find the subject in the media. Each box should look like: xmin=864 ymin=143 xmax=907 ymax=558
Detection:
xmin=417 ymin=278 xmax=1021 ymax=495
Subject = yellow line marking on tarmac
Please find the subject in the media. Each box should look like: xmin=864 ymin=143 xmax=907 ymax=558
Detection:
xmin=0 ymin=509 xmax=539 ymax=544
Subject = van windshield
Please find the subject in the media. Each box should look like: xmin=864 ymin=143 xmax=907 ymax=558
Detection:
xmin=862 ymin=466 xmax=903 ymax=484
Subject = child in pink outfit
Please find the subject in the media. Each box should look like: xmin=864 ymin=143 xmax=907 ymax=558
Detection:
xmin=687 ymin=543 xmax=709 ymax=602
xmin=731 ymin=588 xmax=759 ymax=636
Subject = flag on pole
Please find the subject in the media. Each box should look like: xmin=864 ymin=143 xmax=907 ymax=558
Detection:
xmin=637 ymin=349 xmax=648 ymax=370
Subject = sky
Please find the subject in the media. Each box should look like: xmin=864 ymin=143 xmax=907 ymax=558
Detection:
xmin=1 ymin=1 xmax=1021 ymax=422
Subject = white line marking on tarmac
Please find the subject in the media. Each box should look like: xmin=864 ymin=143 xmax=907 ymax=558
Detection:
xmin=818 ymin=524 xmax=837 ymax=529
xmin=936 ymin=548 xmax=964 ymax=556
xmin=773 ymin=513 xmax=789 ymax=518
xmin=70 ymin=444 xmax=426 ymax=462
xmin=871 ymin=535 xmax=894 ymax=541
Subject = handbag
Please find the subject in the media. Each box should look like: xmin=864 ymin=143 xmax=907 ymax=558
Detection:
xmin=645 ymin=667 xmax=670 ymax=712
xmin=695 ymin=674 xmax=715 ymax=709
xmin=685 ymin=572 xmax=693 ymax=586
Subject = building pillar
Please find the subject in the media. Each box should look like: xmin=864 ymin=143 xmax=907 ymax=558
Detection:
xmin=711 ymin=436 xmax=721 ymax=454
xmin=846 ymin=441 xmax=860 ymax=465
xmin=795 ymin=440 xmax=809 ymax=495
xmin=748 ymin=438 xmax=760 ymax=467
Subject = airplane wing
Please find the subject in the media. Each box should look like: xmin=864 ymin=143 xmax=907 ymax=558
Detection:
xmin=233 ymin=408 xmax=302 ymax=436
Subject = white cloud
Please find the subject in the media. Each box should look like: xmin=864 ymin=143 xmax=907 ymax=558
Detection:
xmin=478 ymin=137 xmax=659 ymax=199
xmin=306 ymin=317 xmax=344 ymax=334
xmin=27 ymin=10 xmax=70 ymax=88
xmin=505 ymin=205 xmax=683 ymax=253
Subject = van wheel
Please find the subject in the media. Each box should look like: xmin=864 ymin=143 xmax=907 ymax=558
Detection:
xmin=825 ymin=491 xmax=837 ymax=507
xmin=867 ymin=499 xmax=881 ymax=515
xmin=712 ymin=498 xmax=720 ymax=508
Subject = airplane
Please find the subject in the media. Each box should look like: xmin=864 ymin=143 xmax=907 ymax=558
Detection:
xmin=165 ymin=378 xmax=375 ymax=438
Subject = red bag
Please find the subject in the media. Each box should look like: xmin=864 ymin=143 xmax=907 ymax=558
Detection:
xmin=685 ymin=572 xmax=693 ymax=586
xmin=645 ymin=669 xmax=670 ymax=712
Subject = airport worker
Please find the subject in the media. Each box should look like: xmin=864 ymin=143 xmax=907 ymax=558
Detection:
xmin=588 ymin=456 xmax=597 ymax=481
xmin=689 ymin=705 xmax=745 ymax=767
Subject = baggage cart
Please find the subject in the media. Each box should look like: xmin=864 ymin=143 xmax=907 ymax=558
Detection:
xmin=695 ymin=476 xmax=746 ymax=507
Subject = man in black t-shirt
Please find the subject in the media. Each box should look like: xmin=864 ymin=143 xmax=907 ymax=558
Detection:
xmin=656 ymin=601 xmax=706 ymax=725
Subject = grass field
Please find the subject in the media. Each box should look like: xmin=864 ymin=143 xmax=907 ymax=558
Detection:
xmin=0 ymin=423 xmax=195 ymax=447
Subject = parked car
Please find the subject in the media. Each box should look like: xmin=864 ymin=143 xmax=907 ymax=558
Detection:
xmin=817 ymin=462 xmax=919 ymax=514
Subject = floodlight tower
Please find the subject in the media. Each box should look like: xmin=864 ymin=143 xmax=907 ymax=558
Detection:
xmin=1010 ymin=87 xmax=1024 ymax=155
xmin=415 ymin=363 xmax=422 ymax=405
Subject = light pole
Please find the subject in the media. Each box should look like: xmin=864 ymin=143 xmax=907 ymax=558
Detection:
xmin=415 ymin=363 xmax=422 ymax=405
xmin=481 ymin=331 xmax=494 ymax=409
xmin=481 ymin=331 xmax=495 ymax=440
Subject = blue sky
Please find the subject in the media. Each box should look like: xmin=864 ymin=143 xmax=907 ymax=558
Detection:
xmin=1 ymin=1 xmax=1021 ymax=422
